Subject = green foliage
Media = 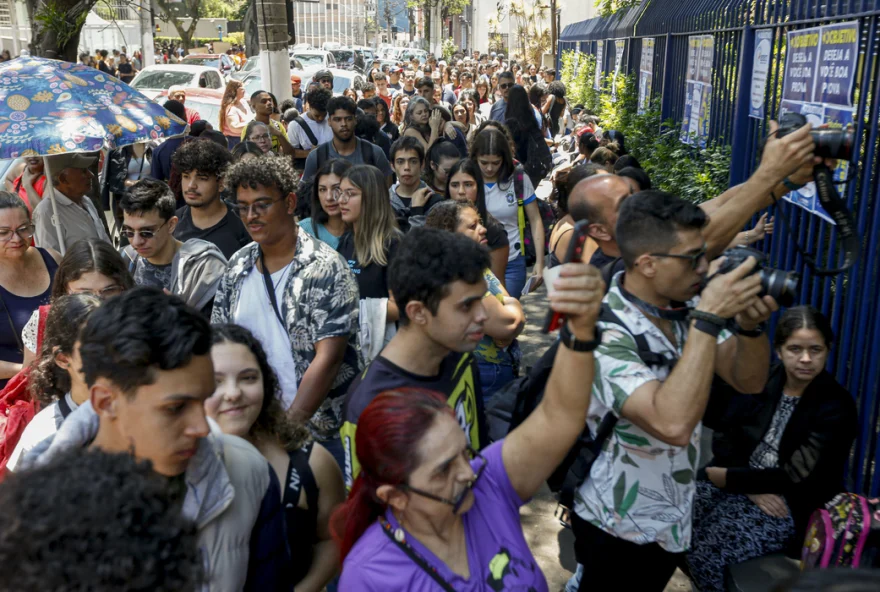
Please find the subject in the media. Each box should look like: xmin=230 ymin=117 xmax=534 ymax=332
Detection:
xmin=595 ymin=0 xmax=640 ymax=18
xmin=200 ymin=0 xmax=246 ymax=19
xmin=441 ymin=38 xmax=457 ymax=62
xmin=34 ymin=0 xmax=88 ymax=48
xmin=560 ymin=50 xmax=732 ymax=203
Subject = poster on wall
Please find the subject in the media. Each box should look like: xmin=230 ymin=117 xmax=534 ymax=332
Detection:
xmin=611 ymin=38 xmax=626 ymax=102
xmin=749 ymin=29 xmax=773 ymax=119
xmin=780 ymin=20 xmax=858 ymax=224
xmin=594 ymin=41 xmax=605 ymax=90
xmin=638 ymin=38 xmax=656 ymax=114
xmin=680 ymin=35 xmax=714 ymax=147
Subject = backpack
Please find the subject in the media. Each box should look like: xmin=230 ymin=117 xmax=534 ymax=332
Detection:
xmin=523 ymin=127 xmax=553 ymax=188
xmin=485 ymin=303 xmax=676 ymax=509
xmin=513 ymin=166 xmax=556 ymax=267
xmin=802 ymin=493 xmax=880 ymax=569
xmin=296 ymin=138 xmax=377 ymax=206
xmin=0 ymin=305 xmax=50 ymax=481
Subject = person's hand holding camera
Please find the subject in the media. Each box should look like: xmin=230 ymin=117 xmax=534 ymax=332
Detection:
xmin=696 ymin=256 xmax=763 ymax=320
xmin=759 ymin=120 xmax=820 ymax=185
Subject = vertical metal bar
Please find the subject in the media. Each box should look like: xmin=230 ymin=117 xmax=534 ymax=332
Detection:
xmin=729 ymin=24 xmax=755 ymax=185
xmin=660 ymin=32 xmax=675 ymax=121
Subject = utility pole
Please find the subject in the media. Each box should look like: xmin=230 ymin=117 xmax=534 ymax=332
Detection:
xmin=385 ymin=0 xmax=392 ymax=44
xmin=256 ymin=0 xmax=293 ymax=104
xmin=549 ymin=0 xmax=556 ymax=56
xmin=139 ymin=0 xmax=155 ymax=67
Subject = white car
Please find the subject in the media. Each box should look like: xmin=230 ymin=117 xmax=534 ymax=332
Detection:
xmin=130 ymin=64 xmax=225 ymax=100
xmin=296 ymin=68 xmax=365 ymax=96
xmin=292 ymin=50 xmax=337 ymax=72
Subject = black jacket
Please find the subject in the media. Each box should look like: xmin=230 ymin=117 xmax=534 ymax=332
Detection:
xmin=707 ymin=363 xmax=857 ymax=541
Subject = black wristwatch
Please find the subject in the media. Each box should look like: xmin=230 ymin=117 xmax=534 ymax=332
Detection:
xmin=559 ymin=323 xmax=602 ymax=352
xmin=733 ymin=321 xmax=766 ymax=338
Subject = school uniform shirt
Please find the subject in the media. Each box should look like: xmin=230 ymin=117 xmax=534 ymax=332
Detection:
xmin=484 ymin=175 xmax=536 ymax=262
xmin=340 ymin=352 xmax=487 ymax=489
xmin=174 ymin=205 xmax=252 ymax=260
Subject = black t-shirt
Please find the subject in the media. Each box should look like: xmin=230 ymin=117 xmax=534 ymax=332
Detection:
xmin=590 ymin=248 xmax=619 ymax=270
xmin=486 ymin=215 xmax=509 ymax=251
xmin=173 ymin=205 xmax=252 ymax=259
xmin=117 ymin=63 xmax=135 ymax=82
xmin=336 ymin=232 xmax=400 ymax=299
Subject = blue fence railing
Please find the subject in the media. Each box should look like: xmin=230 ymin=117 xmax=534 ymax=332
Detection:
xmin=560 ymin=0 xmax=880 ymax=495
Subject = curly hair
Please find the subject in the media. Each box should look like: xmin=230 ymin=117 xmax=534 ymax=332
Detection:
xmin=225 ymin=154 xmax=299 ymax=201
xmin=29 ymin=294 xmax=101 ymax=407
xmin=211 ymin=324 xmax=310 ymax=450
xmin=389 ymin=228 xmax=489 ymax=324
xmin=425 ymin=199 xmax=473 ymax=233
xmin=171 ymin=138 xmax=234 ymax=178
xmin=0 ymin=448 xmax=202 ymax=591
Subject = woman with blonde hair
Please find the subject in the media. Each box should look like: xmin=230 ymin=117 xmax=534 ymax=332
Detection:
xmin=335 ymin=165 xmax=402 ymax=363
xmin=219 ymin=80 xmax=252 ymax=148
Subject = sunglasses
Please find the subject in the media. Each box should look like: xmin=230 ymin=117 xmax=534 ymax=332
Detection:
xmin=121 ymin=219 xmax=169 ymax=240
xmin=499 ymin=82 xmax=513 ymax=89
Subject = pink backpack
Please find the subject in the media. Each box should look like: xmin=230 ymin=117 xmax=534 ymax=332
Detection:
xmin=802 ymin=493 xmax=880 ymax=569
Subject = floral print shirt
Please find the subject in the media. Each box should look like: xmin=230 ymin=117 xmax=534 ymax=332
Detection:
xmin=211 ymin=231 xmax=362 ymax=441
xmin=573 ymin=273 xmax=731 ymax=553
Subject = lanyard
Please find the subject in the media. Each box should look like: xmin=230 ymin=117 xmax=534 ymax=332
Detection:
xmin=259 ymin=248 xmax=287 ymax=327
xmin=378 ymin=518 xmax=456 ymax=592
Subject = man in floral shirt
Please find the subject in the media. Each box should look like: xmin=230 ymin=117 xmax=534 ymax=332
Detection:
xmin=212 ymin=156 xmax=360 ymax=469
xmin=570 ymin=191 xmax=777 ymax=591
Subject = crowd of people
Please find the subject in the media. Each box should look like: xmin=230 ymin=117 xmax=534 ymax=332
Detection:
xmin=0 ymin=44 xmax=865 ymax=592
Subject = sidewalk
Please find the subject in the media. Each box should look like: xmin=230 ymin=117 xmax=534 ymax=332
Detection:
xmin=516 ymin=286 xmax=690 ymax=591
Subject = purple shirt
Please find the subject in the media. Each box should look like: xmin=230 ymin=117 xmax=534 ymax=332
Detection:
xmin=340 ymin=441 xmax=549 ymax=591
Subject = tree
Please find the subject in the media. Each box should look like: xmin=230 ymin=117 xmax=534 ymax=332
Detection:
xmin=406 ymin=0 xmax=467 ymax=49
xmin=26 ymin=0 xmax=95 ymax=61
xmin=509 ymin=1 xmax=550 ymax=64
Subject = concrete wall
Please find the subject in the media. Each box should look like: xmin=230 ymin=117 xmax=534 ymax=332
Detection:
xmin=156 ymin=17 xmax=228 ymax=40
xmin=0 ymin=2 xmax=31 ymax=56
xmin=469 ymin=0 xmax=596 ymax=56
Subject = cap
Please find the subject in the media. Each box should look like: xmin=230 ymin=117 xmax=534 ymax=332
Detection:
xmin=290 ymin=74 xmax=302 ymax=82
xmin=314 ymin=69 xmax=333 ymax=81
xmin=47 ymin=153 xmax=98 ymax=171
xmin=392 ymin=67 xmax=403 ymax=73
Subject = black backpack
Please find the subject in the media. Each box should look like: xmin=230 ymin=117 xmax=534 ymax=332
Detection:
xmin=485 ymin=303 xmax=676 ymax=509
xmin=523 ymin=127 xmax=553 ymax=187
xmin=291 ymin=116 xmax=319 ymax=170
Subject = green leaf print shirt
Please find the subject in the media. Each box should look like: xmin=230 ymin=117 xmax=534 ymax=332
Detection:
xmin=573 ymin=273 xmax=731 ymax=553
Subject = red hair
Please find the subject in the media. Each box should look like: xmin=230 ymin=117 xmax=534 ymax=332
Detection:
xmin=330 ymin=388 xmax=453 ymax=562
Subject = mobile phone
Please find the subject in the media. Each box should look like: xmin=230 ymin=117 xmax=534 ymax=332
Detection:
xmin=541 ymin=220 xmax=590 ymax=333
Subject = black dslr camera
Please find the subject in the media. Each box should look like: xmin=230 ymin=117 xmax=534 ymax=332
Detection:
xmin=715 ymin=246 xmax=799 ymax=307
xmin=777 ymin=112 xmax=854 ymax=160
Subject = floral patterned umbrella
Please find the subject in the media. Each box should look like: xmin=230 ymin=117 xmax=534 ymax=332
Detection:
xmin=0 ymin=56 xmax=187 ymax=253
xmin=0 ymin=56 xmax=186 ymax=158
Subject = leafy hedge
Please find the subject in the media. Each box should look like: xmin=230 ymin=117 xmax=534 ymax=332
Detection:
xmin=560 ymin=50 xmax=731 ymax=203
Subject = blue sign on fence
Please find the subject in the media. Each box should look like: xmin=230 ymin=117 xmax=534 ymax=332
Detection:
xmin=638 ymin=38 xmax=655 ymax=115
xmin=594 ymin=41 xmax=604 ymax=90
xmin=749 ymin=29 xmax=773 ymax=119
xmin=780 ymin=21 xmax=859 ymax=224
xmin=681 ymin=35 xmax=714 ymax=147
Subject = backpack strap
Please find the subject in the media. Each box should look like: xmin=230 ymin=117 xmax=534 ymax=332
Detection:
xmin=600 ymin=258 xmax=622 ymax=293
xmin=57 ymin=395 xmax=73 ymax=419
xmin=514 ymin=167 xmax=526 ymax=256
xmin=294 ymin=116 xmax=319 ymax=147
xmin=599 ymin=304 xmax=676 ymax=371
xmin=316 ymin=142 xmax=331 ymax=170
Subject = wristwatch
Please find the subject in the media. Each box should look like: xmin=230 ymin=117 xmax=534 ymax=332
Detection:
xmin=559 ymin=323 xmax=602 ymax=352
xmin=733 ymin=321 xmax=766 ymax=338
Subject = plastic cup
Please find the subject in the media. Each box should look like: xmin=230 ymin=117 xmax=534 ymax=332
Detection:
xmin=543 ymin=266 xmax=564 ymax=296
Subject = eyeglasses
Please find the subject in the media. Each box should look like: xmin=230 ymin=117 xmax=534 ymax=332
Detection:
xmin=121 ymin=220 xmax=169 ymax=240
xmin=70 ymin=284 xmax=125 ymax=299
xmin=400 ymin=448 xmax=487 ymax=513
xmin=250 ymin=134 xmax=270 ymax=142
xmin=333 ymin=189 xmax=360 ymax=203
xmin=650 ymin=245 xmax=708 ymax=270
xmin=233 ymin=197 xmax=285 ymax=218
xmin=0 ymin=223 xmax=35 ymax=243
xmin=498 ymin=82 xmax=513 ymax=89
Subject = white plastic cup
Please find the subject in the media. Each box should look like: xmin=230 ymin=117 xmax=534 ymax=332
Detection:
xmin=543 ymin=266 xmax=564 ymax=296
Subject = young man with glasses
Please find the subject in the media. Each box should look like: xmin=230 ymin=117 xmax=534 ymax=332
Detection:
xmin=120 ymin=178 xmax=227 ymax=314
xmin=172 ymin=139 xmax=251 ymax=259
xmin=340 ymin=228 xmax=490 ymax=489
xmin=211 ymin=156 xmax=361 ymax=471
xmin=489 ymin=71 xmax=515 ymax=122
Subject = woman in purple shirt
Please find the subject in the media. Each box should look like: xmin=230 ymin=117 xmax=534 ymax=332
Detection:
xmin=332 ymin=260 xmax=605 ymax=591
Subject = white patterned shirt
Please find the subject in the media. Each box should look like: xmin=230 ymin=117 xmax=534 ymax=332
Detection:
xmin=573 ymin=273 xmax=731 ymax=552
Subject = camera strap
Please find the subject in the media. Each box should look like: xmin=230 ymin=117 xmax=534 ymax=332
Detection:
xmin=774 ymin=164 xmax=860 ymax=276
xmin=619 ymin=280 xmax=691 ymax=322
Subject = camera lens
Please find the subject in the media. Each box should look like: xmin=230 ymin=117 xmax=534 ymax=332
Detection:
xmin=812 ymin=129 xmax=854 ymax=160
xmin=761 ymin=269 xmax=799 ymax=307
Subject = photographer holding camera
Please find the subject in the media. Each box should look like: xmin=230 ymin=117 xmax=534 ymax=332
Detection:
xmin=569 ymin=190 xmax=780 ymax=592
xmin=569 ymin=119 xmax=828 ymax=279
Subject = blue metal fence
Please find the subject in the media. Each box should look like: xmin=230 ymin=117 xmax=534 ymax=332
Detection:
xmin=560 ymin=0 xmax=880 ymax=495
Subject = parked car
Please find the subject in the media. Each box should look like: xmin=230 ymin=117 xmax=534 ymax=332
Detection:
xmin=230 ymin=58 xmax=259 ymax=81
xmin=181 ymin=54 xmax=237 ymax=77
xmin=292 ymin=50 xmax=337 ymax=72
xmin=330 ymin=48 xmax=357 ymax=70
xmin=130 ymin=65 xmax=225 ymax=100
xmin=156 ymin=87 xmax=224 ymax=130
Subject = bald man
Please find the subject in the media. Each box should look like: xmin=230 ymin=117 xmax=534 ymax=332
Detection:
xmin=568 ymin=174 xmax=633 ymax=275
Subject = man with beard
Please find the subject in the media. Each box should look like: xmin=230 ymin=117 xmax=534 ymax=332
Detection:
xmin=242 ymin=91 xmax=294 ymax=156
xmin=172 ymin=139 xmax=251 ymax=259
xmin=301 ymin=96 xmax=392 ymax=188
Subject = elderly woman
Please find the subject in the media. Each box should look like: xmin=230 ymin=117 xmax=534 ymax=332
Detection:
xmin=0 ymin=192 xmax=60 ymax=388
xmin=332 ymin=252 xmax=604 ymax=590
